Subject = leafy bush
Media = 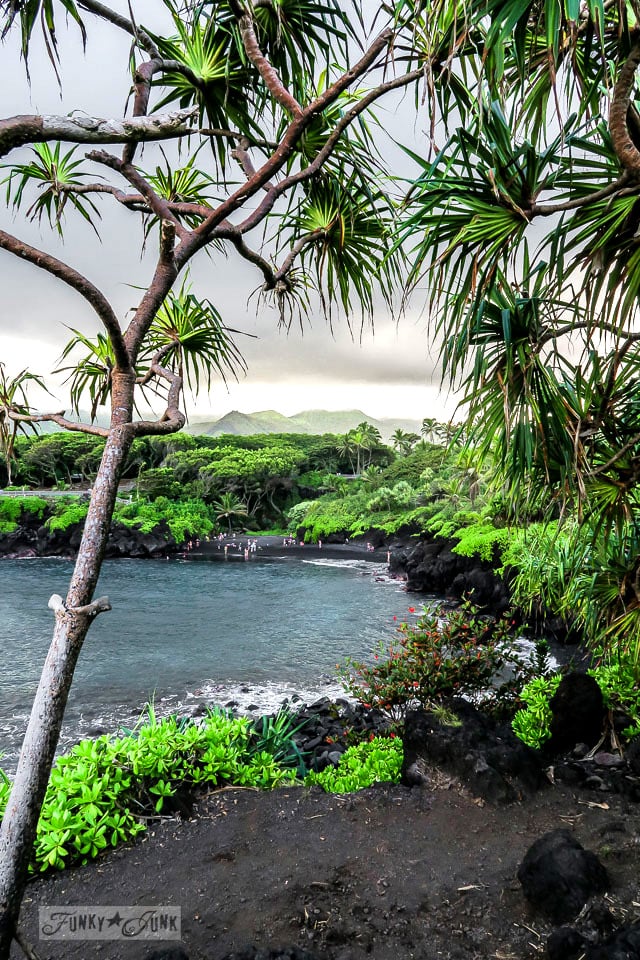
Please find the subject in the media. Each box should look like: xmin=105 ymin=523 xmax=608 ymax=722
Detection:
xmin=305 ymin=737 xmax=403 ymax=792
xmin=115 ymin=496 xmax=214 ymax=543
xmin=339 ymin=602 xmax=531 ymax=721
xmin=511 ymin=675 xmax=562 ymax=748
xmin=452 ymin=521 xmax=510 ymax=562
xmin=0 ymin=495 xmax=48 ymax=533
xmin=45 ymin=497 xmax=89 ymax=532
xmin=590 ymin=661 xmax=640 ymax=740
xmin=0 ymin=708 xmax=296 ymax=874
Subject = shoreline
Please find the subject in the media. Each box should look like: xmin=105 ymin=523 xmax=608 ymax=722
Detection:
xmin=181 ymin=534 xmax=392 ymax=564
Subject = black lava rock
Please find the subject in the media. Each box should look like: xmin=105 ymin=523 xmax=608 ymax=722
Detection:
xmin=585 ymin=923 xmax=640 ymax=959
xmin=401 ymin=702 xmax=546 ymax=802
xmin=518 ymin=828 xmax=609 ymax=922
xmin=143 ymin=949 xmax=190 ymax=960
xmin=388 ymin=536 xmax=510 ymax=613
xmin=546 ymin=673 xmax=605 ymax=756
xmin=547 ymin=926 xmax=590 ymax=960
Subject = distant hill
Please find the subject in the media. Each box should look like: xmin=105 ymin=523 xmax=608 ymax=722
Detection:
xmin=186 ymin=409 xmax=424 ymax=442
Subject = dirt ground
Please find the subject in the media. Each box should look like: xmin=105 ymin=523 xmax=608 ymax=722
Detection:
xmin=11 ymin=774 xmax=640 ymax=960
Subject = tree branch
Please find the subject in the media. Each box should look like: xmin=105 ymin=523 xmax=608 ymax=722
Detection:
xmin=5 ymin=409 xmax=109 ymax=437
xmin=529 ymin=174 xmax=632 ymax=216
xmin=58 ymin=183 xmax=212 ymax=219
xmin=0 ymin=229 xmax=130 ymax=371
xmin=231 ymin=136 xmax=275 ymax=194
xmin=234 ymin=64 xmax=424 ymax=237
xmin=77 ymin=0 xmax=159 ymax=57
xmin=219 ymin=229 xmax=277 ymax=286
xmin=610 ymin=41 xmax=640 ymax=176
xmin=274 ymin=229 xmax=326 ymax=281
xmin=48 ymin=593 xmax=112 ymax=617
xmin=0 ymin=108 xmax=199 ymax=159
xmin=86 ymin=151 xmax=189 ymax=238
xmin=229 ymin=0 xmax=303 ymax=118
xmin=127 ymin=358 xmax=186 ymax=437
xmin=185 ymin=27 xmax=401 ymax=250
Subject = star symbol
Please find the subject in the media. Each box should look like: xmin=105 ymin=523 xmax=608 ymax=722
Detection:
xmin=107 ymin=912 xmax=123 ymax=927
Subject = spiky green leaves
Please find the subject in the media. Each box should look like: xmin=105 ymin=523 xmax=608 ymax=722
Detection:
xmin=2 ymin=143 xmax=101 ymax=236
xmin=280 ymin=177 xmax=400 ymax=326
xmin=145 ymin=283 xmax=246 ymax=394
xmin=58 ymin=284 xmax=245 ymax=420
xmin=1 ymin=0 xmax=86 ymax=68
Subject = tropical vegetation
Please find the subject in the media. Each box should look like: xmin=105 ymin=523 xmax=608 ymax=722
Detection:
xmin=4 ymin=0 xmax=640 ymax=950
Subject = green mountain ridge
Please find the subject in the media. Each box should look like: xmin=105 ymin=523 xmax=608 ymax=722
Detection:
xmin=186 ymin=409 xmax=424 ymax=441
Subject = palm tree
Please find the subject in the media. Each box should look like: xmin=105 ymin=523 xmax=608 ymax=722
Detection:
xmin=335 ymin=433 xmax=356 ymax=474
xmin=397 ymin=0 xmax=640 ymax=660
xmin=391 ymin=428 xmax=420 ymax=456
xmin=213 ymin=492 xmax=250 ymax=533
xmin=351 ymin=421 xmax=381 ymax=473
xmin=420 ymin=418 xmax=438 ymax=443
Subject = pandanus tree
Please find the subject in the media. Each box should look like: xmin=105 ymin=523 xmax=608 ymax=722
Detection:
xmin=0 ymin=0 xmax=438 ymax=952
xmin=397 ymin=0 xmax=640 ymax=661
xmin=0 ymin=365 xmax=45 ymax=486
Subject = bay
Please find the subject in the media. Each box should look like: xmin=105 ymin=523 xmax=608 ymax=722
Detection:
xmin=0 ymin=556 xmax=413 ymax=769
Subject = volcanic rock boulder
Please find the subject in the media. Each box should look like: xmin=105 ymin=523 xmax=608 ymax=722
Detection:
xmin=401 ymin=702 xmax=546 ymax=802
xmin=585 ymin=924 xmax=640 ymax=959
xmin=518 ymin=828 xmax=609 ymax=922
xmin=546 ymin=672 xmax=606 ymax=756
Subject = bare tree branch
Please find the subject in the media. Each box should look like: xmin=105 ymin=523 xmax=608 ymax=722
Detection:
xmin=610 ymin=41 xmax=640 ymax=176
xmin=4 ymin=409 xmax=109 ymax=437
xmin=77 ymin=0 xmax=159 ymax=57
xmin=0 ymin=230 xmax=130 ymax=371
xmin=127 ymin=357 xmax=186 ymax=437
xmin=86 ymin=151 xmax=189 ymax=238
xmin=231 ymin=136 xmax=275 ymax=194
xmin=58 ymin=183 xmax=212 ymax=219
xmin=0 ymin=108 xmax=198 ymax=159
xmin=228 ymin=0 xmax=303 ymax=118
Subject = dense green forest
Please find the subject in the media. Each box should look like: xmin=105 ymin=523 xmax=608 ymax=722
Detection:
xmin=4 ymin=421 xmax=636 ymax=668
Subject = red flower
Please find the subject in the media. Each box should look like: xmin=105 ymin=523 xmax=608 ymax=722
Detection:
xmin=392 ymin=615 xmax=397 ymax=621
xmin=408 ymin=606 xmax=415 ymax=613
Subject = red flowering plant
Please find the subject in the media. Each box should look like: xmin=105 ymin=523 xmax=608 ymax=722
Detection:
xmin=338 ymin=600 xmax=534 ymax=722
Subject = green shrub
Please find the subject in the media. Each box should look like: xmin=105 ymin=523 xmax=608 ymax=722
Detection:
xmin=452 ymin=522 xmax=510 ymax=562
xmin=0 ymin=495 xmax=48 ymax=533
xmin=45 ymin=498 xmax=88 ymax=532
xmin=0 ymin=708 xmax=297 ymax=874
xmin=339 ymin=601 xmax=531 ymax=721
xmin=511 ymin=675 xmax=562 ymax=748
xmin=305 ymin=737 xmax=403 ymax=792
xmin=115 ymin=496 xmax=214 ymax=543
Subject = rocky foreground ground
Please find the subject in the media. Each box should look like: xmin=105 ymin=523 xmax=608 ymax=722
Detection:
xmin=9 ymin=697 xmax=640 ymax=960
xmin=10 ymin=769 xmax=640 ymax=960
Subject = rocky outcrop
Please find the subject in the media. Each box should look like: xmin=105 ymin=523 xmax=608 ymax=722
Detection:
xmin=0 ymin=506 xmax=178 ymax=560
xmin=389 ymin=536 xmax=510 ymax=613
xmin=400 ymin=702 xmax=546 ymax=803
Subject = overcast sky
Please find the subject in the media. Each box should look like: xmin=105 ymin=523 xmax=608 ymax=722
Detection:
xmin=0 ymin=2 xmax=459 ymax=423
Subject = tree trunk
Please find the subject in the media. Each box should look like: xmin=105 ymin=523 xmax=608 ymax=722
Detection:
xmin=0 ymin=417 xmax=133 ymax=958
